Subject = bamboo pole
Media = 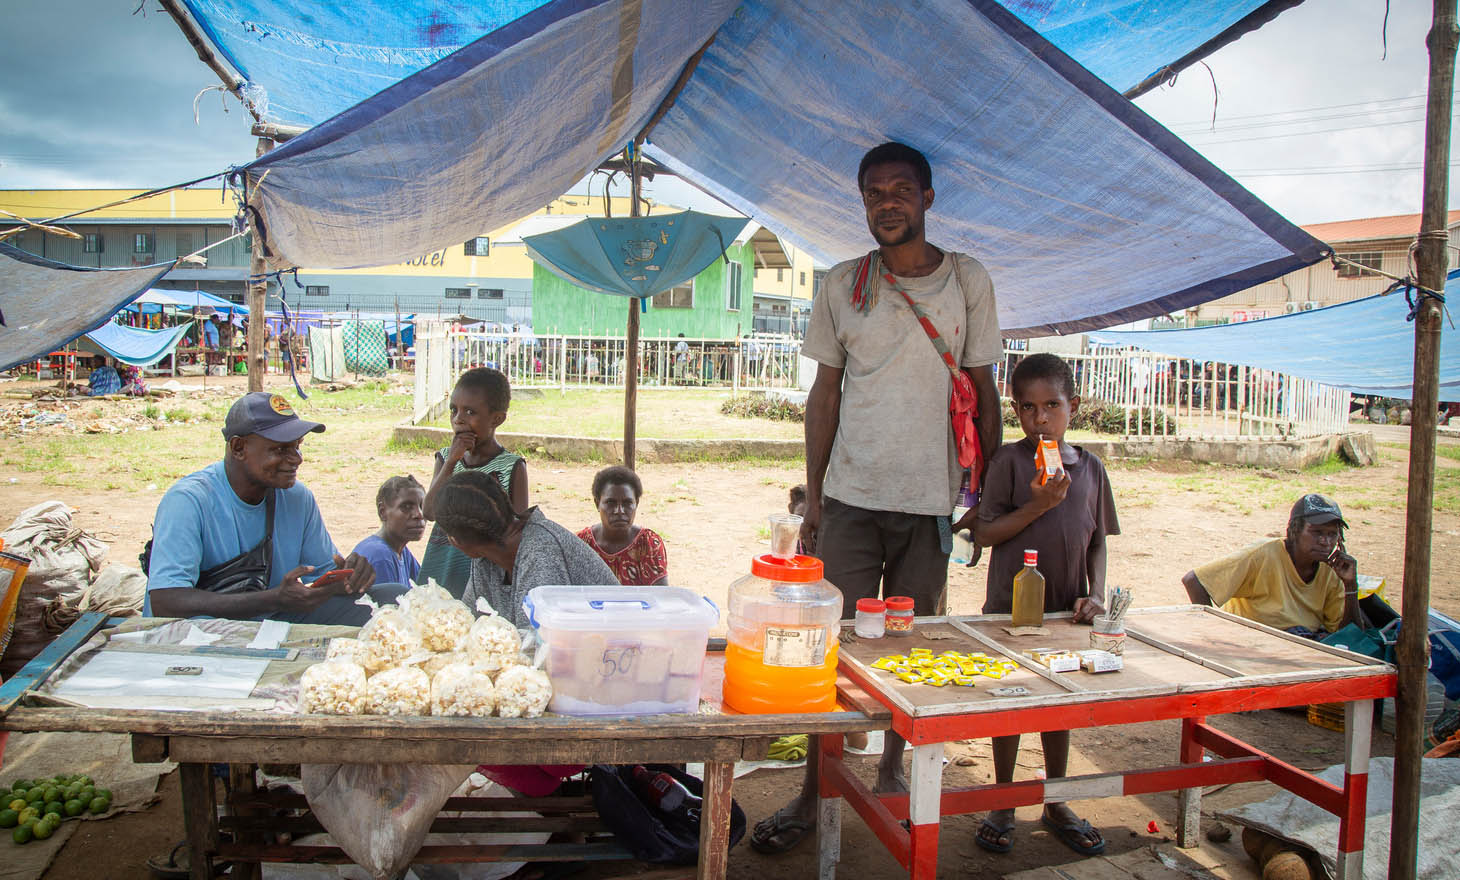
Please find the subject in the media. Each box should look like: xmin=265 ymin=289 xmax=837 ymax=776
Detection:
xmin=624 ymin=150 xmax=642 ymax=470
xmin=1389 ymin=3 xmax=1457 ymax=877
xmin=246 ymin=137 xmax=274 ymax=392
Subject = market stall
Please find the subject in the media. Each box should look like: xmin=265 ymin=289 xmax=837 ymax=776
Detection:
xmin=0 ymin=612 xmax=885 ymax=880
xmin=817 ymin=607 xmax=1396 ymax=880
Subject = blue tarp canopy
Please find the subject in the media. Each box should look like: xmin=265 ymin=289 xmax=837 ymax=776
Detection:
xmin=0 ymin=242 xmax=173 ymax=372
xmin=524 ymin=212 xmax=750 ymax=297
xmin=228 ymin=0 xmax=1325 ymax=336
xmin=78 ymin=322 xmax=193 ymax=368
xmin=1087 ymin=274 xmax=1460 ymax=398
xmin=124 ymin=288 xmax=247 ymax=316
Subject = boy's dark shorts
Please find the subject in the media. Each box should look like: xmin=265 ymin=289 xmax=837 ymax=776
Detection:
xmin=818 ymin=496 xmax=949 ymax=618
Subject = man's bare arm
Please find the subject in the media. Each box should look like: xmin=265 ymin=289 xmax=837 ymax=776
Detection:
xmin=801 ymin=364 xmax=844 ymax=553
xmin=968 ymin=365 xmax=1001 ymax=485
xmin=1181 ymin=570 xmax=1213 ymax=606
xmin=149 ymin=564 xmax=333 ymax=619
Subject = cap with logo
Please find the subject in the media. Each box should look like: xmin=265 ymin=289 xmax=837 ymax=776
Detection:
xmin=1289 ymin=493 xmax=1348 ymax=529
xmin=222 ymin=392 xmax=326 ymax=442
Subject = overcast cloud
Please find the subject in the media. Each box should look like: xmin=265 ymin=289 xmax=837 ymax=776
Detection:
xmin=0 ymin=0 xmax=1449 ymax=226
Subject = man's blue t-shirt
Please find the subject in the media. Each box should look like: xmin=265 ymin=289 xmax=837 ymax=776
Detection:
xmin=351 ymin=534 xmax=420 ymax=587
xmin=144 ymin=461 xmax=337 ymax=614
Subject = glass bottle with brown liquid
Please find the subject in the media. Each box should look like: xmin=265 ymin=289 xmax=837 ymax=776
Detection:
xmin=1011 ymin=549 xmax=1045 ymax=627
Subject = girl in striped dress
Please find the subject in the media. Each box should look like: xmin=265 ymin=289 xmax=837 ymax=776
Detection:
xmin=420 ymin=367 xmax=528 ymax=597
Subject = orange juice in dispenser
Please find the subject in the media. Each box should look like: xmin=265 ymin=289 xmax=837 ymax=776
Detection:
xmin=723 ymin=553 xmax=843 ymax=714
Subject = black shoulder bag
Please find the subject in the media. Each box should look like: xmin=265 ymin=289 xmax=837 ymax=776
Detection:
xmin=140 ymin=491 xmax=276 ymax=594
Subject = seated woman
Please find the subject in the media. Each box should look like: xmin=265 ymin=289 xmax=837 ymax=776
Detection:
xmin=351 ymin=475 xmax=427 ymax=587
xmin=576 ymin=466 xmax=669 ymax=586
xmin=87 ymin=358 xmax=122 ymax=396
xmin=434 ymin=469 xmax=618 ymax=627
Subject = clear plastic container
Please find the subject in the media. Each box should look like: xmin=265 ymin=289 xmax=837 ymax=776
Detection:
xmin=523 ymin=585 xmax=719 ymax=715
xmin=723 ymin=554 xmax=843 ymax=714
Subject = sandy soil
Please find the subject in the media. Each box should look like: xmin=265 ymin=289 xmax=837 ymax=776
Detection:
xmin=3 ymin=375 xmax=1455 ymax=879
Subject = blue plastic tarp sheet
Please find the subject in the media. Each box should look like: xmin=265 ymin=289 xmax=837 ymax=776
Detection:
xmin=239 ymin=0 xmax=1323 ymax=336
xmin=79 ymin=322 xmax=193 ymax=367
xmin=0 ymin=242 xmax=173 ymax=372
xmin=523 ymin=212 xmax=750 ymax=297
xmin=183 ymin=1 xmax=1279 ymax=128
xmin=125 ymin=288 xmax=247 ymax=314
xmin=1086 ymin=275 xmax=1460 ymax=398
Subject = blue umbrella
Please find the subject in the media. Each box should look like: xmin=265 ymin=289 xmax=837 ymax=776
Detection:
xmin=523 ymin=211 xmax=749 ymax=299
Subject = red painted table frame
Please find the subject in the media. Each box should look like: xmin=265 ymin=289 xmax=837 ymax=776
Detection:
xmin=816 ymin=616 xmax=1395 ymax=880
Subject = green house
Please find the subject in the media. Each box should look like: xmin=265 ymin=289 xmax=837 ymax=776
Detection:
xmin=529 ymin=240 xmax=761 ymax=338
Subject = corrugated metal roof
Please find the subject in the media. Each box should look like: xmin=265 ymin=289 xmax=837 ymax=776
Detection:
xmin=1302 ymin=210 xmax=1460 ymax=245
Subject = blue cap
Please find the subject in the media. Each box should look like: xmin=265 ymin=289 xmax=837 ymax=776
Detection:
xmin=222 ymin=392 xmax=325 ymax=442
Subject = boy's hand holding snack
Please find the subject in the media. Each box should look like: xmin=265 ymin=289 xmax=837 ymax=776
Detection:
xmin=1027 ymin=468 xmax=1070 ymax=513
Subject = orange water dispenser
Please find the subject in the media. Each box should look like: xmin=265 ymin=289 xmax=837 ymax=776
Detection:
xmin=722 ymin=554 xmax=844 ymax=714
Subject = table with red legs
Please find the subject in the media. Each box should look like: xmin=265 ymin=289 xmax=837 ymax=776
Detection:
xmin=815 ymin=607 xmax=1395 ymax=880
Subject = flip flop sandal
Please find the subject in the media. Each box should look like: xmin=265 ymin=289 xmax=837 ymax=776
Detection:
xmin=975 ymin=816 xmax=1015 ymax=853
xmin=146 ymin=840 xmax=233 ymax=879
xmin=749 ymin=810 xmax=814 ymax=855
xmin=1040 ymin=813 xmax=1106 ymax=856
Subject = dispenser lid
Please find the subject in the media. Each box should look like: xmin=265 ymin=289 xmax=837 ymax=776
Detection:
xmin=750 ymin=553 xmax=824 ymax=582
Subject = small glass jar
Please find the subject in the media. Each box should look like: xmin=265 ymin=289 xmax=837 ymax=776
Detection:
xmin=884 ymin=596 xmax=915 ymax=636
xmin=854 ymin=598 xmax=887 ymax=638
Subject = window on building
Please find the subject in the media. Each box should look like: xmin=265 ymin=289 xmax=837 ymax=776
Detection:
xmin=478 ymin=288 xmax=504 ymax=299
xmin=305 ymin=285 xmax=330 ymax=297
xmin=134 ymin=233 xmax=153 ymax=254
xmin=83 ymin=233 xmax=103 ymax=254
xmin=726 ymin=261 xmax=743 ymax=311
xmin=652 ymin=282 xmax=693 ymax=309
xmin=1336 ymin=251 xmax=1383 ymax=278
xmin=444 ymin=287 xmax=472 ymax=299
xmin=176 ymin=232 xmax=194 ymax=257
xmin=800 ymin=271 xmax=806 ymax=286
xmin=776 ymin=268 xmax=784 ymax=283
xmin=464 ymin=237 xmax=490 ymax=256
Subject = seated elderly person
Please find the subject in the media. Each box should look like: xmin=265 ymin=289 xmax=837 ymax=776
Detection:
xmin=1182 ymin=494 xmax=1360 ymax=639
xmin=144 ymin=392 xmax=405 ymax=624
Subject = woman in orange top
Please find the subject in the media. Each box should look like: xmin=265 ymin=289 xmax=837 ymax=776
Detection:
xmin=576 ymin=466 xmax=668 ymax=586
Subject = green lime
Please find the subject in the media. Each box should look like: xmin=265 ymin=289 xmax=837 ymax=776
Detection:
xmin=7 ymin=798 xmax=25 ymax=813
xmin=78 ymin=787 xmax=95 ymax=803
xmin=41 ymin=786 xmax=59 ymax=802
xmin=0 ymin=809 xmax=17 ymax=828
xmin=31 ymin=820 xmax=53 ymax=840
xmin=87 ymin=797 xmax=109 ymax=815
xmin=12 ymin=824 xmax=33 ymax=845
xmin=74 ymin=776 xmax=92 ymax=786
xmin=42 ymin=801 xmax=62 ymax=817
xmin=10 ymin=779 xmax=30 ymax=791
xmin=63 ymin=799 xmax=84 ymax=817
xmin=63 ymin=783 xmax=81 ymax=799
xmin=94 ymin=788 xmax=111 ymax=801
xmin=41 ymin=811 xmax=61 ymax=825
xmin=24 ymin=788 xmax=43 ymax=803
xmin=17 ymin=808 xmax=38 ymax=826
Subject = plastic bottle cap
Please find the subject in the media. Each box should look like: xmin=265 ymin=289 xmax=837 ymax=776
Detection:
xmin=1023 ymin=549 xmax=1038 ymax=566
xmin=884 ymin=596 xmax=915 ymax=611
xmin=856 ymin=598 xmax=886 ymax=613
xmin=749 ymin=553 xmax=825 ymax=582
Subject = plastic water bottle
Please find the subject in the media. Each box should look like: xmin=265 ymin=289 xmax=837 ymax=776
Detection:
xmin=950 ymin=471 xmax=977 ymax=565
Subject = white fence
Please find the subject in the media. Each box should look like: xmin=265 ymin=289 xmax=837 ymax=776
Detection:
xmin=412 ymin=325 xmax=1351 ymax=438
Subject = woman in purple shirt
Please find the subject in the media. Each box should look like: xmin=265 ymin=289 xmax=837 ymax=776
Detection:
xmin=352 ymin=476 xmax=427 ymax=586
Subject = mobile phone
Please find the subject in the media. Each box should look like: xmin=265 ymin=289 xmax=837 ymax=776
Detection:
xmin=311 ymin=568 xmax=354 ymax=588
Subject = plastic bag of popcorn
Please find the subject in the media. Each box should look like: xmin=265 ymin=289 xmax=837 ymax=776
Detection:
xmin=464 ymin=601 xmax=523 ymax=672
xmin=418 ymin=650 xmax=469 ymax=678
xmin=298 ymin=660 xmax=367 ymax=715
xmin=325 ymin=637 xmax=367 ymax=666
xmin=359 ymin=605 xmax=424 ymax=673
xmin=430 ymin=662 xmax=497 ymax=717
xmin=494 ymin=665 xmax=552 ymax=718
xmin=414 ymin=597 xmax=474 ymax=653
xmin=364 ymin=665 xmax=431 ymax=716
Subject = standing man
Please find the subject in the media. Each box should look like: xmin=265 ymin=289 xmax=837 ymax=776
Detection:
xmin=751 ymin=142 xmax=1003 ymax=854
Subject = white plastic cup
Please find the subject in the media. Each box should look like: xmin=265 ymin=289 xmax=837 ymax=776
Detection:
xmin=768 ymin=513 xmax=803 ymax=558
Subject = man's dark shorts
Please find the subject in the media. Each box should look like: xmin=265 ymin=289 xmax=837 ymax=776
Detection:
xmin=818 ymin=496 xmax=949 ymax=618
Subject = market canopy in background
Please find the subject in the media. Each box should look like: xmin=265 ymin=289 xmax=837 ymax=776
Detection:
xmin=231 ymin=0 xmax=1325 ymax=336
xmin=1086 ymin=273 xmax=1460 ymax=398
xmin=0 ymin=242 xmax=173 ymax=373
xmin=524 ymin=212 xmax=750 ymax=298
xmin=77 ymin=322 xmax=193 ymax=368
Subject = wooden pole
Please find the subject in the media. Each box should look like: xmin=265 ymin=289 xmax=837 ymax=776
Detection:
xmin=624 ymin=148 xmax=642 ymax=470
xmin=246 ymin=137 xmax=274 ymax=392
xmin=1389 ymin=3 xmax=1457 ymax=877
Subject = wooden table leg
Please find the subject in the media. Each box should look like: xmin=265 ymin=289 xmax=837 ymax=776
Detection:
xmin=1176 ymin=716 xmax=1205 ymax=848
xmin=179 ymin=763 xmax=218 ymax=880
xmin=815 ymin=733 xmax=843 ymax=880
xmin=228 ymin=764 xmax=262 ymax=880
xmin=907 ymin=743 xmax=943 ymax=880
xmin=1337 ymin=700 xmax=1373 ymax=880
xmin=697 ymin=760 xmax=735 ymax=880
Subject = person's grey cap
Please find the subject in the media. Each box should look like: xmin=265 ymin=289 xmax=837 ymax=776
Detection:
xmin=1289 ymin=493 xmax=1348 ymax=529
xmin=222 ymin=392 xmax=325 ymax=442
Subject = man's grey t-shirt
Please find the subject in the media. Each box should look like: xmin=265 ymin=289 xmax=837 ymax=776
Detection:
xmin=464 ymin=508 xmax=620 ymax=627
xmin=801 ymin=252 xmax=1001 ymax=516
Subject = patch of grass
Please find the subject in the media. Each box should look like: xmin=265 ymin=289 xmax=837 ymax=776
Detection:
xmin=1436 ymin=467 xmax=1460 ymax=513
xmin=141 ymin=404 xmax=160 ymax=420
xmin=1305 ymin=453 xmax=1355 ymax=476
xmin=386 ymin=433 xmax=443 ymax=455
xmin=164 ymin=407 xmax=190 ymax=423
xmin=1437 ymin=445 xmax=1460 ymax=462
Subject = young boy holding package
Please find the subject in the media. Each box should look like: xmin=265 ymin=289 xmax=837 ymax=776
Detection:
xmin=973 ymin=353 xmax=1119 ymax=857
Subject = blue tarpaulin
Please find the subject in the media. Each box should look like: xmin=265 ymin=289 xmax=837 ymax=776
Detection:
xmin=78 ymin=322 xmax=193 ymax=367
xmin=0 ymin=242 xmax=173 ymax=372
xmin=1086 ymin=274 xmax=1460 ymax=398
xmin=124 ymin=288 xmax=247 ymax=316
xmin=235 ymin=0 xmax=1325 ymax=336
xmin=523 ymin=212 xmax=750 ymax=297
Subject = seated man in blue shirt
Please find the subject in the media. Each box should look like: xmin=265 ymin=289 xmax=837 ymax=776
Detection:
xmin=351 ymin=475 xmax=426 ymax=587
xmin=145 ymin=392 xmax=405 ymax=624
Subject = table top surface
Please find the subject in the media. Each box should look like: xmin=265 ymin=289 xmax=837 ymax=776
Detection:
xmin=838 ymin=606 xmax=1393 ymax=719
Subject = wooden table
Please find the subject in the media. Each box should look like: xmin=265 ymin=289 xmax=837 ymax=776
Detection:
xmin=817 ymin=606 xmax=1396 ymax=880
xmin=0 ymin=615 xmax=886 ymax=880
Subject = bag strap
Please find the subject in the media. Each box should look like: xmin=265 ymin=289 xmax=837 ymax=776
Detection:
xmin=878 ymin=269 xmax=963 ymax=382
xmin=261 ymin=489 xmax=276 ymax=585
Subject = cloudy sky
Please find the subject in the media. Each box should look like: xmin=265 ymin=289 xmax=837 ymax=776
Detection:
xmin=0 ymin=0 xmax=1447 ymax=227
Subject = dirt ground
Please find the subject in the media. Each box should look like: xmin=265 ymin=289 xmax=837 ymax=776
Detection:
xmin=3 ymin=374 xmax=1457 ymax=879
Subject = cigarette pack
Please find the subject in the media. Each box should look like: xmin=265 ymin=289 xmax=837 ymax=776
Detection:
xmin=1076 ymin=650 xmax=1123 ymax=673
xmin=1024 ymin=648 xmax=1080 ymax=673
